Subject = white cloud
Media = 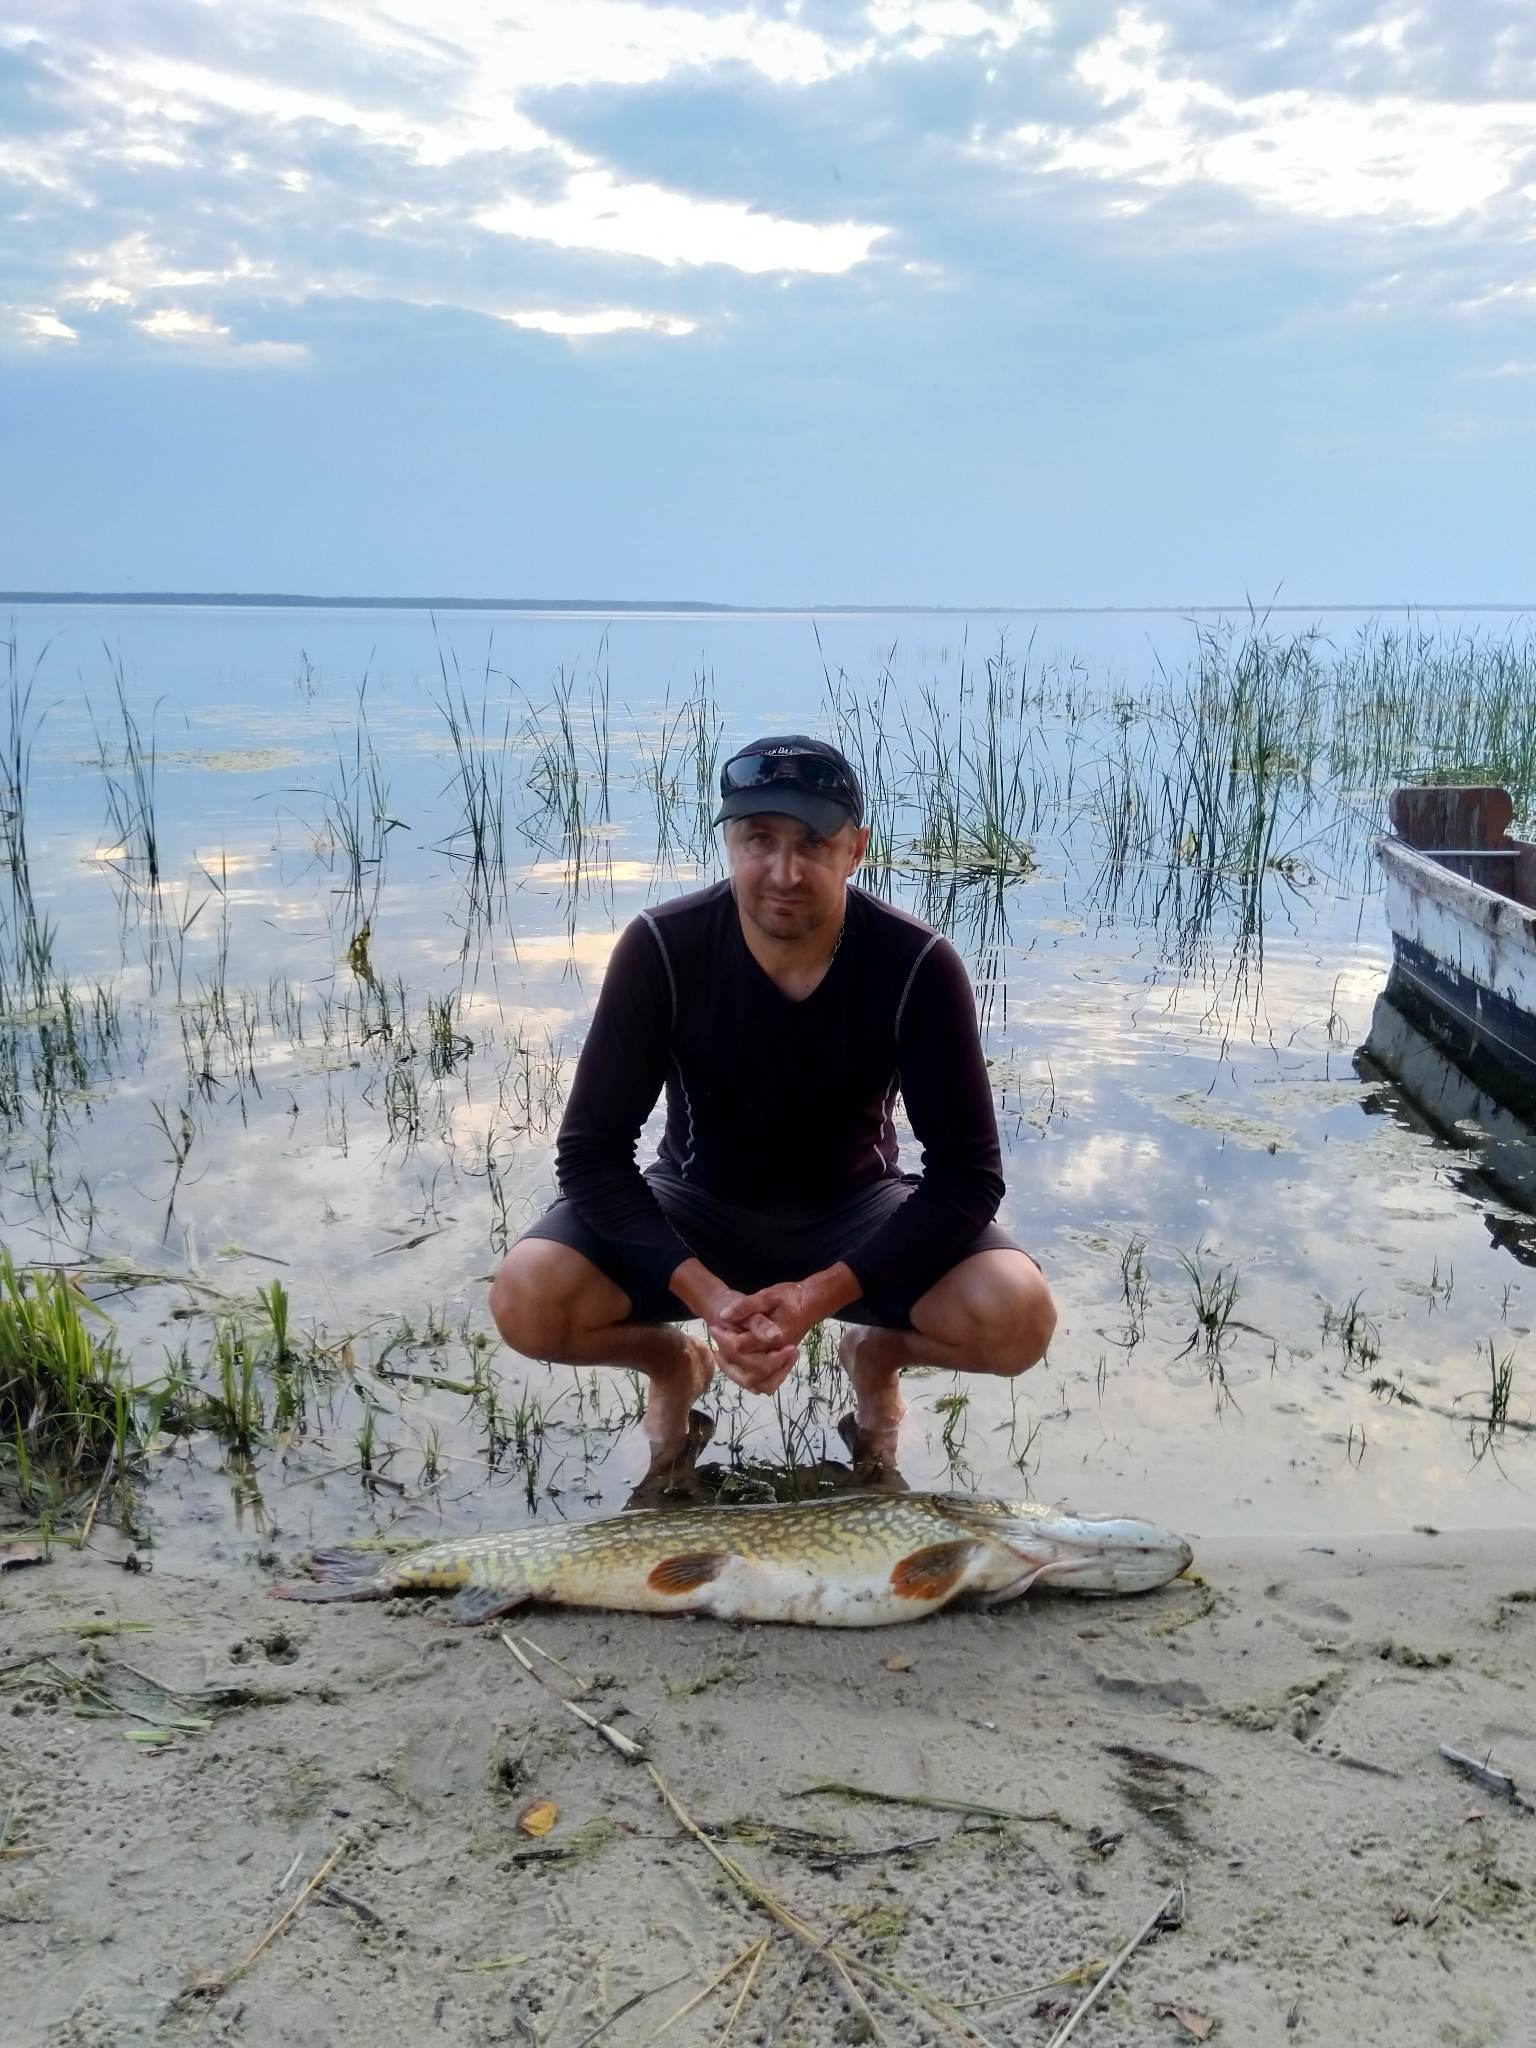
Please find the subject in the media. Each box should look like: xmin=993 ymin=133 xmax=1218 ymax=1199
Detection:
xmin=7 ymin=0 xmax=1535 ymax=368
xmin=280 ymin=0 xmax=868 ymax=107
xmin=34 ymin=1 xmax=876 ymax=175
xmin=1487 ymin=358 xmax=1536 ymax=377
xmin=0 ymin=136 xmax=85 ymax=196
xmin=281 ymin=0 xmax=1045 ymax=100
xmin=138 ymin=306 xmax=224 ymax=339
xmin=479 ymin=168 xmax=881 ymax=275
xmin=416 ymin=0 xmax=864 ymax=93
xmin=1 ymin=0 xmax=899 ymax=352
xmin=1011 ymin=8 xmax=1536 ymax=228
xmin=1451 ymin=281 xmax=1536 ymax=318
xmin=101 ymin=48 xmax=554 ymax=163
xmin=867 ymin=1 xmax=1047 ymax=52
xmin=64 ymin=233 xmax=278 ymax=312
xmin=135 ymin=305 xmax=307 ymax=364
xmin=503 ymin=306 xmax=697 ymax=337
xmin=15 ymin=308 xmax=79 ymax=344
xmin=1337 ymin=13 xmax=1412 ymax=55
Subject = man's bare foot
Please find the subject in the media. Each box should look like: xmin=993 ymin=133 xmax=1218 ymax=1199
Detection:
xmin=835 ymin=1412 xmax=911 ymax=1491
xmin=642 ymin=1334 xmax=717 ymax=1474
xmin=838 ymin=1325 xmax=907 ymax=1471
xmin=631 ymin=1407 xmax=715 ymax=1503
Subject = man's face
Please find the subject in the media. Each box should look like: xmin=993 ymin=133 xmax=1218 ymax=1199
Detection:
xmin=725 ymin=812 xmax=869 ymax=944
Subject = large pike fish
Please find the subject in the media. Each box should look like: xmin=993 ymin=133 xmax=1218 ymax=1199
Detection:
xmin=275 ymin=1492 xmax=1192 ymax=1629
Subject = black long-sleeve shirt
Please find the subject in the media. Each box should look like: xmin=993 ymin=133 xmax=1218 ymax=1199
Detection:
xmin=553 ymin=880 xmax=1006 ymax=1305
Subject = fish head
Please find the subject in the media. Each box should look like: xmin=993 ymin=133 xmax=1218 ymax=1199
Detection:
xmin=935 ymin=1496 xmax=1194 ymax=1597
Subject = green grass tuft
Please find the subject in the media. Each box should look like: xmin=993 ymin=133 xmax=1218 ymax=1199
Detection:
xmin=0 ymin=1251 xmax=134 ymax=1499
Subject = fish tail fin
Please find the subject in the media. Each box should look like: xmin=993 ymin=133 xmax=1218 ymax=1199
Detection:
xmin=272 ymin=1549 xmax=387 ymax=1604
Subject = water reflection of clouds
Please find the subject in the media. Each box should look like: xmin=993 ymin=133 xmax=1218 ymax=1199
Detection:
xmin=1034 ymin=1130 xmax=1164 ymax=1202
xmin=59 ymin=831 xmax=274 ymax=881
xmin=499 ymin=930 xmax=622 ymax=973
xmin=526 ymin=858 xmax=698 ymax=886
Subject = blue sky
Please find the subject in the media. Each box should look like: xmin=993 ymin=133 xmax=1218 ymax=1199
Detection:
xmin=3 ymin=1 xmax=1534 ymax=604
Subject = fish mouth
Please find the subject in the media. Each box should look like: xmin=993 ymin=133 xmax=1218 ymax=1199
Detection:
xmin=1028 ymin=1538 xmax=1195 ymax=1596
xmin=944 ymin=1501 xmax=1194 ymax=1596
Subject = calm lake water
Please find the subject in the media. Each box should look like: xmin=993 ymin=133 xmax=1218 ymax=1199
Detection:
xmin=6 ymin=601 xmax=1534 ymax=1567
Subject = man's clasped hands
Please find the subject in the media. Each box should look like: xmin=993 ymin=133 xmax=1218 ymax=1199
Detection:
xmin=694 ymin=1268 xmax=856 ymax=1396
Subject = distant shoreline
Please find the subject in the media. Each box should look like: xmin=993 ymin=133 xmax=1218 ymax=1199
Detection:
xmin=1 ymin=591 xmax=1533 ymax=617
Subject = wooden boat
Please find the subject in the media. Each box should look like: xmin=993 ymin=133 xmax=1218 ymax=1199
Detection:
xmin=1377 ymin=786 xmax=1536 ymax=1108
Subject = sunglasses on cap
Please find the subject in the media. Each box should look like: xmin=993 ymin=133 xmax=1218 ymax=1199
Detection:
xmin=720 ymin=749 xmax=859 ymax=808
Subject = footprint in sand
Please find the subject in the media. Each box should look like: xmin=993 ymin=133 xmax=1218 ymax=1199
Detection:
xmin=1088 ymin=1666 xmax=1210 ymax=1709
xmin=1264 ymin=1580 xmax=1352 ymax=1627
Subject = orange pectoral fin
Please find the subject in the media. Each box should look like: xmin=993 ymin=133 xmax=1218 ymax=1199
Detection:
xmin=647 ymin=1550 xmax=731 ymax=1596
xmin=890 ymin=1539 xmax=980 ymax=1603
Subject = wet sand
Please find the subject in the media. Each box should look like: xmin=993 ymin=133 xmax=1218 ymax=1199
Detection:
xmin=5 ymin=1523 xmax=1535 ymax=2047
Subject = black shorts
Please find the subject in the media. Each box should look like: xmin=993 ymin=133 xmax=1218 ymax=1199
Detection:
xmin=517 ymin=1167 xmax=1031 ymax=1331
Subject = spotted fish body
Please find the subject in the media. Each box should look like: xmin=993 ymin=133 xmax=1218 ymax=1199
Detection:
xmin=276 ymin=1492 xmax=1193 ymax=1629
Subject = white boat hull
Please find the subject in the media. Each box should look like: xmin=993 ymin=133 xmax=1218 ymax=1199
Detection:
xmin=1377 ymin=835 xmax=1536 ymax=1103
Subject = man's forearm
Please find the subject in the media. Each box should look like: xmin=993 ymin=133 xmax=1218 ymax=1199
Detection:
xmin=669 ymin=1256 xmax=732 ymax=1319
xmin=799 ymin=1262 xmax=861 ymax=1319
xmin=670 ymin=1257 xmax=862 ymax=1326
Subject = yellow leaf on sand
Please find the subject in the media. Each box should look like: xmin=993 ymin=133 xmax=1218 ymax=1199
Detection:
xmin=884 ymin=1653 xmax=913 ymax=1672
xmin=1155 ymin=2004 xmax=1216 ymax=2042
xmin=517 ymin=1798 xmax=559 ymax=1838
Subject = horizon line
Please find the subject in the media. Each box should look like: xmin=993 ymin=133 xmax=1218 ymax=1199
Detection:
xmin=3 ymin=590 xmax=1534 ymax=618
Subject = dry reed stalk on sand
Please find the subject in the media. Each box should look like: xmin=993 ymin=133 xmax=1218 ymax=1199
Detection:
xmin=717 ymin=1935 xmax=770 ymax=2045
xmin=76 ymin=1446 xmax=116 ymax=1546
xmin=793 ymin=1780 xmax=1064 ymax=1826
xmin=1042 ymin=1884 xmax=1185 ymax=2048
xmin=647 ymin=1761 xmax=995 ymax=2048
xmin=188 ymin=1836 xmax=351 ymax=1997
xmin=500 ymin=1632 xmax=998 ymax=2047
xmin=571 ymin=1973 xmax=690 ymax=2048
xmin=517 ymin=1632 xmax=596 ymax=1691
xmin=500 ymin=1631 xmax=646 ymax=1759
xmin=642 ymin=1939 xmax=768 ymax=2044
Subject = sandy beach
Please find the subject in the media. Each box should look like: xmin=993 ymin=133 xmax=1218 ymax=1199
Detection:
xmin=6 ymin=1521 xmax=1534 ymax=2048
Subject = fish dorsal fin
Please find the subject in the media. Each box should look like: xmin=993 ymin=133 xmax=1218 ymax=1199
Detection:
xmin=890 ymin=1539 xmax=980 ymax=1602
xmin=648 ymin=1550 xmax=731 ymax=1595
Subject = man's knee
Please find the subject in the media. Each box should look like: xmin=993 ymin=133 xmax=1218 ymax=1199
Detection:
xmin=984 ymin=1268 xmax=1056 ymax=1376
xmin=489 ymin=1239 xmax=621 ymax=1358
xmin=923 ymin=1253 xmax=1056 ymax=1377
xmin=489 ymin=1247 xmax=566 ymax=1356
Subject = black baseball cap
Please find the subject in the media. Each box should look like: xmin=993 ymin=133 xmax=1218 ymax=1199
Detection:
xmin=712 ymin=734 xmax=863 ymax=838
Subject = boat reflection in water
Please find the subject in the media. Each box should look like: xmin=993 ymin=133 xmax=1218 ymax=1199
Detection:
xmin=1356 ymin=987 xmax=1536 ymax=1267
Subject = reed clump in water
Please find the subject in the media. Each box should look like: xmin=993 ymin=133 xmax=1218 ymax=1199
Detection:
xmin=144 ymin=1286 xmax=335 ymax=1470
xmin=0 ymin=1251 xmax=134 ymax=1504
xmin=893 ymin=640 xmax=1044 ymax=883
xmin=1326 ymin=621 xmax=1536 ymax=811
xmin=433 ymin=637 xmax=511 ymax=934
xmin=2 ymin=631 xmax=61 ymax=1012
xmin=91 ymin=649 xmax=164 ymax=892
xmin=1462 ymin=1337 xmax=1520 ymax=1465
xmin=315 ymin=681 xmax=397 ymax=934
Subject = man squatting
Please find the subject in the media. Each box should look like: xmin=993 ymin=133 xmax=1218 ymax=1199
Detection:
xmin=489 ymin=734 xmax=1057 ymax=1476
